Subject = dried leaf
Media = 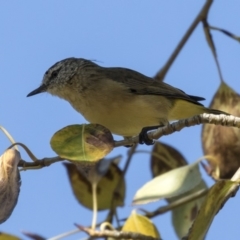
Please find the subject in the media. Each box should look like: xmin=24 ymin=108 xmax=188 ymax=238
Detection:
xmin=202 ymin=81 xmax=240 ymax=178
xmin=64 ymin=161 xmax=125 ymax=210
xmin=151 ymin=142 xmax=187 ymax=177
xmin=0 ymin=149 xmax=21 ymax=223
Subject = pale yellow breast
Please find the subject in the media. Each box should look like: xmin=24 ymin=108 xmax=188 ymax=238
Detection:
xmin=50 ymin=78 xmax=172 ymax=137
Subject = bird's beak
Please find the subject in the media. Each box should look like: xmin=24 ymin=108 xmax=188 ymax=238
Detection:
xmin=27 ymin=84 xmax=47 ymax=97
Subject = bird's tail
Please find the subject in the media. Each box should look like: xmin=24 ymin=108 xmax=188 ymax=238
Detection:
xmin=204 ymin=107 xmax=228 ymax=115
xmin=168 ymin=99 xmax=229 ymax=120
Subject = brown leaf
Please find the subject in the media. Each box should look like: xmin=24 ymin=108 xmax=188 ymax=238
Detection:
xmin=0 ymin=149 xmax=21 ymax=223
xmin=202 ymin=81 xmax=240 ymax=178
xmin=63 ymin=161 xmax=125 ymax=210
xmin=151 ymin=142 xmax=187 ymax=177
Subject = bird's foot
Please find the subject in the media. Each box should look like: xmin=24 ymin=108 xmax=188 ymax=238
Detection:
xmin=139 ymin=125 xmax=163 ymax=145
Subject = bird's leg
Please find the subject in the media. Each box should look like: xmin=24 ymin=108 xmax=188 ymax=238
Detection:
xmin=123 ymin=136 xmax=135 ymax=148
xmin=139 ymin=125 xmax=163 ymax=145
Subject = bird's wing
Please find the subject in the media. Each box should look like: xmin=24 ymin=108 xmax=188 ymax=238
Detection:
xmin=102 ymin=67 xmax=204 ymax=106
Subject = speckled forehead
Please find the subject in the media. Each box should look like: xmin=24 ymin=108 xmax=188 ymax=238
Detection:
xmin=42 ymin=58 xmax=79 ymax=85
xmin=45 ymin=58 xmax=78 ymax=74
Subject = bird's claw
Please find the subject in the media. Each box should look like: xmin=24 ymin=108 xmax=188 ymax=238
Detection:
xmin=138 ymin=125 xmax=162 ymax=145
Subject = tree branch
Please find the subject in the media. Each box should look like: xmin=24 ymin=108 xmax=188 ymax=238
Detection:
xmin=18 ymin=156 xmax=64 ymax=170
xmin=76 ymin=224 xmax=162 ymax=240
xmin=154 ymin=0 xmax=213 ymax=81
xmin=114 ymin=113 xmax=240 ymax=147
xmin=143 ymin=188 xmax=208 ymax=218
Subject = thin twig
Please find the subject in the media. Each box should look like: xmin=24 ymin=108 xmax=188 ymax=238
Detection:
xmin=91 ymin=182 xmax=98 ymax=230
xmin=19 ymin=156 xmax=64 ymax=170
xmin=76 ymin=224 xmax=162 ymax=240
xmin=209 ymin=26 xmax=240 ymax=42
xmin=0 ymin=126 xmax=18 ymax=150
xmin=202 ymin=18 xmax=224 ymax=82
xmin=106 ymin=144 xmax=138 ymax=225
xmin=154 ymin=0 xmax=213 ymax=81
xmin=47 ymin=228 xmax=81 ymax=240
xmin=143 ymin=188 xmax=208 ymax=218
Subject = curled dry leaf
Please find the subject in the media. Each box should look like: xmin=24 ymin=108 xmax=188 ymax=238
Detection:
xmin=0 ymin=149 xmax=21 ymax=223
xmin=50 ymin=124 xmax=114 ymax=162
xmin=202 ymin=81 xmax=240 ymax=178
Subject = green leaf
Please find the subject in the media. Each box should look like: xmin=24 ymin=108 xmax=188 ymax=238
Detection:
xmin=50 ymin=124 xmax=114 ymax=162
xmin=188 ymin=180 xmax=238 ymax=240
xmin=170 ymin=180 xmax=208 ymax=239
xmin=133 ymin=162 xmax=202 ymax=205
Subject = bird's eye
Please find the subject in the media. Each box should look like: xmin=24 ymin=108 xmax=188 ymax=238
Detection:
xmin=49 ymin=68 xmax=61 ymax=80
xmin=51 ymin=71 xmax=58 ymax=78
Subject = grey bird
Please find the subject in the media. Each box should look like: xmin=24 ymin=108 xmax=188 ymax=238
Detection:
xmin=27 ymin=58 xmax=227 ymax=144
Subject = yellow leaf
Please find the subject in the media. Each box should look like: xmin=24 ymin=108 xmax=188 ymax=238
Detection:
xmin=0 ymin=232 xmax=21 ymax=240
xmin=122 ymin=210 xmax=160 ymax=238
xmin=151 ymin=141 xmax=187 ymax=177
xmin=64 ymin=162 xmax=125 ymax=210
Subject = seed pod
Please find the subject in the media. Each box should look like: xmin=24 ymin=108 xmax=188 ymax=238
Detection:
xmin=202 ymin=81 xmax=240 ymax=179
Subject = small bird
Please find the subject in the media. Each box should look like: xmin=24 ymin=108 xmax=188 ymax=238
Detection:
xmin=27 ymin=58 xmax=226 ymax=144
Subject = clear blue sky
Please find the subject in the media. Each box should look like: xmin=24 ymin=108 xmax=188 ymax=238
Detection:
xmin=1 ymin=1 xmax=239 ymax=239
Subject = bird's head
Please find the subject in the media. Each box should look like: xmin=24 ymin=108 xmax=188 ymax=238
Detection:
xmin=27 ymin=57 xmax=80 ymax=97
